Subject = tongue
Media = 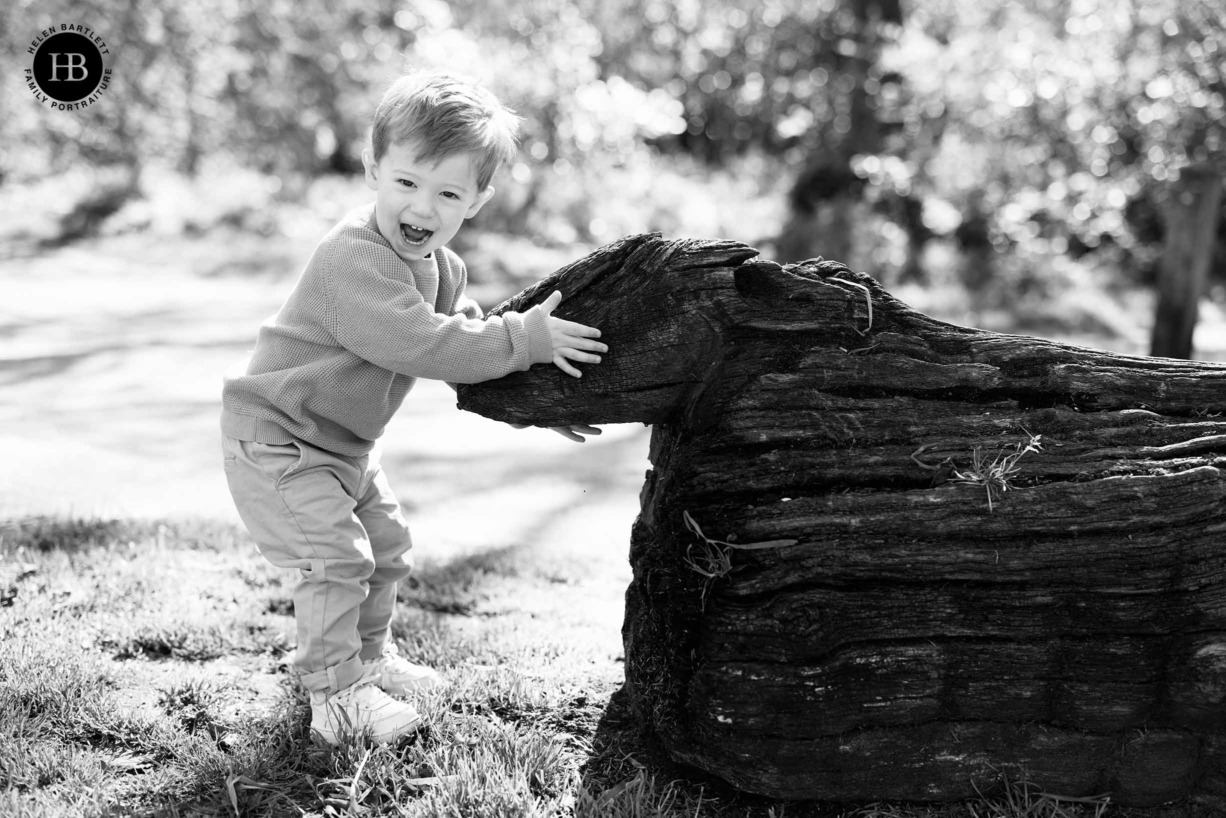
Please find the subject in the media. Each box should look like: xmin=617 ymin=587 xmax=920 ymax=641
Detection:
xmin=401 ymin=224 xmax=432 ymax=244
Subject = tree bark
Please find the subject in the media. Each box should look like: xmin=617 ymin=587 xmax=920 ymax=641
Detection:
xmin=456 ymin=235 xmax=1226 ymax=805
xmin=1150 ymin=163 xmax=1223 ymax=359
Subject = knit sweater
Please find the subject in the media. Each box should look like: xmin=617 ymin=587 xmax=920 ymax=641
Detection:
xmin=221 ymin=203 xmax=554 ymax=456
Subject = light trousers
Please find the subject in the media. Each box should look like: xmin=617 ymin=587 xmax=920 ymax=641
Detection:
xmin=222 ymin=434 xmax=413 ymax=693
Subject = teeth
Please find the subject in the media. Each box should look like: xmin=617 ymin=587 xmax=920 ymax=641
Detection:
xmin=400 ymin=223 xmax=434 ymax=246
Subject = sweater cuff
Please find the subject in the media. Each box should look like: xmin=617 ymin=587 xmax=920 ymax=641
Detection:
xmin=522 ymin=304 xmax=554 ymax=366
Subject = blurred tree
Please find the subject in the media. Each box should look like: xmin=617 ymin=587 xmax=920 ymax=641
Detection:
xmin=219 ymin=0 xmax=405 ymax=179
xmin=582 ymin=0 xmax=906 ymax=263
xmin=887 ymin=0 xmax=1225 ymax=322
xmin=1151 ymin=164 xmax=1222 ymax=358
xmin=774 ymin=0 xmax=903 ymax=265
xmin=0 ymin=0 xmax=402 ymax=181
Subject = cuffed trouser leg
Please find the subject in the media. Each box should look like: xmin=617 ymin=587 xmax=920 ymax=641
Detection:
xmin=223 ymin=435 xmax=410 ymax=694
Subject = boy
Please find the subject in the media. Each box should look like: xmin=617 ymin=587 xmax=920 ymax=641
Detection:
xmin=221 ymin=70 xmax=606 ymax=745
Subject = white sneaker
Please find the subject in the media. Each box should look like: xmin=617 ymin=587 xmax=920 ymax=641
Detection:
xmin=364 ymin=644 xmax=444 ymax=696
xmin=310 ymin=680 xmax=421 ymax=745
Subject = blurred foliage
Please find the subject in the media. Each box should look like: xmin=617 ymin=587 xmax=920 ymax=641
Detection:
xmin=890 ymin=0 xmax=1226 ymax=288
xmin=1 ymin=0 xmax=1223 ymax=292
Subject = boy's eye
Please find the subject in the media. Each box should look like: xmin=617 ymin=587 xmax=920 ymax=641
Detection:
xmin=398 ymin=179 xmax=415 ymax=188
xmin=442 ymin=191 xmax=460 ymax=200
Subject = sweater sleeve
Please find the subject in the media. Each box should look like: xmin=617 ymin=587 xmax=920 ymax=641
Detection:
xmin=453 ymin=292 xmax=485 ymax=321
xmin=323 ymin=237 xmax=554 ymax=384
xmin=441 ymin=248 xmax=487 ymax=323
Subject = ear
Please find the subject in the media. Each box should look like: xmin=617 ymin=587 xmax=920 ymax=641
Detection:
xmin=466 ymin=186 xmax=495 ymax=219
xmin=362 ymin=148 xmax=379 ymax=191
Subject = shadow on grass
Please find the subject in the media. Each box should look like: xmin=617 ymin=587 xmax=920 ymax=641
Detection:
xmin=0 ymin=516 xmax=139 ymax=553
xmin=381 ymin=417 xmax=648 ymax=524
xmin=382 ymin=420 xmax=649 ymax=620
xmin=401 ymin=544 xmax=528 ymax=616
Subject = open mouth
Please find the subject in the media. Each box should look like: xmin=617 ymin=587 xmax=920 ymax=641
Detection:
xmin=400 ymin=223 xmax=434 ymax=246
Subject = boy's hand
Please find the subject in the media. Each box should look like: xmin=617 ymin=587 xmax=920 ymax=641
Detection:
xmin=507 ymin=422 xmax=603 ymax=443
xmin=540 ymin=290 xmax=607 ymax=378
xmin=549 ymin=424 xmax=602 ymax=442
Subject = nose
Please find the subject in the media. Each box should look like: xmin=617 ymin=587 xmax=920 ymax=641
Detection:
xmin=404 ymin=188 xmax=432 ymax=219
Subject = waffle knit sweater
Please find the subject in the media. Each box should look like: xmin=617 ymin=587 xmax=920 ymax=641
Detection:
xmin=221 ymin=203 xmax=553 ymax=457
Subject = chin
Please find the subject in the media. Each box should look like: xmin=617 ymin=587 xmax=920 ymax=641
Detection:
xmin=392 ymin=239 xmax=432 ymax=260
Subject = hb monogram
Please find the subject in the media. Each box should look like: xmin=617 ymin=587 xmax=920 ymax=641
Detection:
xmin=48 ymin=53 xmax=90 ymax=82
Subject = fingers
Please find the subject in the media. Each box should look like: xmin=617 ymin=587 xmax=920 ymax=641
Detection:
xmin=553 ymin=354 xmax=584 ymax=378
xmin=550 ymin=424 xmax=602 ymax=442
xmin=553 ymin=325 xmax=607 ymax=354
xmin=540 ymin=290 xmax=562 ymax=316
xmin=553 ymin=344 xmax=603 ymax=377
xmin=560 ymin=339 xmax=607 ymax=358
xmin=558 ymin=348 xmax=603 ymax=364
xmin=543 ymin=297 xmax=606 ymax=378
xmin=553 ymin=318 xmax=603 ymax=341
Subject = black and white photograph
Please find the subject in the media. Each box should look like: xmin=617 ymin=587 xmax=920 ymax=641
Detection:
xmin=1 ymin=0 xmax=1224 ymax=815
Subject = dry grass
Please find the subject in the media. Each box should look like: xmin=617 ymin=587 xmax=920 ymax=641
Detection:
xmin=949 ymin=433 xmax=1044 ymax=512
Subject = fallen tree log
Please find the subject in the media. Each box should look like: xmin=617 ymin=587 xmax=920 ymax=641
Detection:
xmin=456 ymin=234 xmax=1226 ymax=806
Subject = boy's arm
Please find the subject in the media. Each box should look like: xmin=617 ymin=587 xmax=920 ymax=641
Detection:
xmin=442 ymin=296 xmax=486 ymax=391
xmin=325 ymin=241 xmax=553 ymax=383
xmin=437 ymin=246 xmax=605 ymax=379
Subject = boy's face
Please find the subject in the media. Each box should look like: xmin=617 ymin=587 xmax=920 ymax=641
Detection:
xmin=363 ymin=140 xmax=494 ymax=262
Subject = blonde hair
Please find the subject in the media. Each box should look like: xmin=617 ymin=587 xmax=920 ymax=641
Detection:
xmin=371 ymin=70 xmax=521 ymax=190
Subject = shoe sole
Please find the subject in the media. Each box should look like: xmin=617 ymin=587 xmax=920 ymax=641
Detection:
xmin=312 ymin=713 xmax=423 ymax=746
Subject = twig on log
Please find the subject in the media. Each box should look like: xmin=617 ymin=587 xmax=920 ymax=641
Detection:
xmin=827 ymin=273 xmax=873 ymax=335
xmin=682 ymin=510 xmax=799 ymax=607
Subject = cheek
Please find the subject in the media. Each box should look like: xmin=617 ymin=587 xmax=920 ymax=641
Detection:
xmin=441 ymin=203 xmax=470 ymax=222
